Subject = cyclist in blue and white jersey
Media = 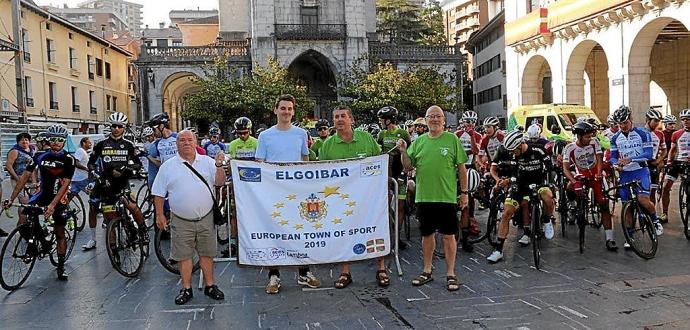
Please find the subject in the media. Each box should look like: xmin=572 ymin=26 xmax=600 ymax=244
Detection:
xmin=609 ymin=105 xmax=663 ymax=246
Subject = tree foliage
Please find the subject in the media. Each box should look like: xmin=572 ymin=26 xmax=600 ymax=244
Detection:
xmin=376 ymin=0 xmax=447 ymax=46
xmin=182 ymin=58 xmax=314 ymax=131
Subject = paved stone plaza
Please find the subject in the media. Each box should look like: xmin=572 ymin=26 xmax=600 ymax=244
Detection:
xmin=1 ymin=187 xmax=690 ymax=329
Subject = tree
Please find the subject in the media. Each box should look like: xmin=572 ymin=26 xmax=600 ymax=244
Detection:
xmin=182 ymin=58 xmax=314 ymax=131
xmin=376 ymin=0 xmax=447 ymax=46
xmin=420 ymin=1 xmax=448 ymax=46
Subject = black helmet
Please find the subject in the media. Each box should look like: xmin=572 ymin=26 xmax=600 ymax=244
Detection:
xmin=572 ymin=122 xmax=595 ymax=136
xmin=377 ymin=106 xmax=398 ymax=120
xmin=613 ymin=105 xmax=632 ymax=123
xmin=550 ymin=124 xmax=561 ymax=135
xmin=315 ymin=119 xmax=330 ymax=129
xmin=234 ymin=117 xmax=253 ymax=131
xmin=147 ymin=112 xmax=169 ymax=126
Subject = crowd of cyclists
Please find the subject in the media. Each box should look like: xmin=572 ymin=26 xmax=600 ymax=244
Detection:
xmin=1 ymin=102 xmax=689 ymax=288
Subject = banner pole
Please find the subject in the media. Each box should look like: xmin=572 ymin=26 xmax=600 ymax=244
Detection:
xmin=391 ymin=178 xmax=403 ymax=276
xmin=213 ymin=181 xmax=236 ymax=263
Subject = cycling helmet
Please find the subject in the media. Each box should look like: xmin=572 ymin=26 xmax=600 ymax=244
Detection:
xmin=46 ymin=124 xmax=69 ymax=138
xmin=405 ymin=120 xmax=414 ymax=127
xmin=680 ymin=109 xmax=690 ymax=119
xmin=462 ymin=111 xmax=478 ymax=123
xmin=108 ymin=112 xmax=128 ymax=125
xmin=483 ymin=116 xmax=499 ymax=127
xmin=607 ymin=113 xmax=616 ymax=124
xmin=148 ymin=112 xmax=169 ymax=126
xmin=526 ymin=124 xmax=541 ymax=139
xmin=646 ymin=108 xmax=663 ymax=120
xmin=368 ymin=123 xmax=381 ymax=137
xmin=184 ymin=127 xmax=197 ymax=134
xmin=209 ymin=127 xmax=221 ymax=136
xmin=662 ymin=114 xmax=677 ymax=123
xmin=142 ymin=127 xmax=154 ymax=137
xmin=613 ymin=105 xmax=632 ymax=123
xmin=315 ymin=119 xmax=330 ymax=129
xmin=585 ymin=118 xmax=598 ymax=126
xmin=550 ymin=124 xmax=561 ymax=135
xmin=466 ymin=168 xmax=481 ymax=193
xmin=515 ymin=124 xmax=524 ymax=132
xmin=356 ymin=124 xmax=369 ymax=131
xmin=503 ymin=130 xmax=524 ymax=151
xmin=377 ymin=106 xmax=398 ymax=120
xmin=234 ymin=117 xmax=253 ymax=131
xmin=413 ymin=117 xmax=427 ymax=126
xmin=572 ymin=121 xmax=595 ymax=136
xmin=35 ymin=132 xmax=48 ymax=142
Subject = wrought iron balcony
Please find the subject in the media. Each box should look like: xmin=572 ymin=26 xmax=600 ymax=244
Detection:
xmin=23 ymin=52 xmax=31 ymax=62
xmin=90 ymin=106 xmax=97 ymax=114
xmin=275 ymin=24 xmax=346 ymax=41
xmin=368 ymin=43 xmax=461 ymax=62
xmin=72 ymin=104 xmax=80 ymax=112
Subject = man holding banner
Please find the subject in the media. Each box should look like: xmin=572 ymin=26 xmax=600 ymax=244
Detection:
xmin=398 ymin=105 xmax=469 ymax=292
xmin=318 ymin=106 xmax=388 ymax=288
xmin=255 ymin=94 xmax=321 ymax=294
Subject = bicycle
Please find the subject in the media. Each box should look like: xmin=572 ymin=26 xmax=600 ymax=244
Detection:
xmin=134 ymin=171 xmax=155 ymax=230
xmin=606 ymin=179 xmax=658 ymax=259
xmin=0 ymin=203 xmax=78 ymax=291
xmin=676 ymin=164 xmax=690 ymax=240
xmin=468 ymin=177 xmax=517 ymax=247
xmin=527 ymin=183 xmax=550 ymax=270
xmin=66 ymin=190 xmax=87 ymax=232
xmin=554 ymin=167 xmax=570 ymax=238
xmin=571 ymin=175 xmax=597 ymax=254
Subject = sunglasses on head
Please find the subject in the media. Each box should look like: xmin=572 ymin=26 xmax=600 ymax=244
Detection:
xmin=48 ymin=137 xmax=66 ymax=143
xmin=111 ymin=124 xmax=124 ymax=129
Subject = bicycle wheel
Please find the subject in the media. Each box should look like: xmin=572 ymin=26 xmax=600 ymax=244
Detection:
xmin=530 ymin=202 xmax=542 ymax=270
xmin=154 ymin=226 xmax=200 ymax=275
xmin=682 ymin=181 xmax=690 ymax=240
xmin=588 ymin=189 xmax=602 ymax=228
xmin=49 ymin=214 xmax=78 ymax=266
xmin=576 ymin=197 xmax=587 ymax=254
xmin=105 ymin=217 xmax=145 ymax=277
xmin=136 ymin=184 xmax=155 ymax=230
xmin=557 ymin=181 xmax=568 ymax=238
xmin=469 ymin=205 xmax=497 ymax=245
xmin=620 ymin=202 xmax=658 ymax=259
xmin=68 ymin=193 xmax=87 ymax=232
xmin=0 ymin=225 xmax=37 ymax=291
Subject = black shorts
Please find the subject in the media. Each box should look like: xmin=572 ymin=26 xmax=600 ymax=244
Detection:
xmin=25 ymin=202 xmax=68 ymax=226
xmin=417 ymin=202 xmax=458 ymax=236
xmin=665 ymin=161 xmax=686 ymax=182
xmin=649 ymin=166 xmax=660 ymax=189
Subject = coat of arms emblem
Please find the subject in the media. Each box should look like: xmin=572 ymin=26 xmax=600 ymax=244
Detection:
xmin=299 ymin=193 xmax=328 ymax=223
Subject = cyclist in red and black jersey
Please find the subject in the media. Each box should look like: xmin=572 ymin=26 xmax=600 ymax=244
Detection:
xmin=661 ymin=109 xmax=690 ymax=223
xmin=662 ymin=114 xmax=677 ymax=151
xmin=478 ymin=116 xmax=505 ymax=168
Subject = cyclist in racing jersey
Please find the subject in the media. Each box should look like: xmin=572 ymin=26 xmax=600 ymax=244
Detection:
xmin=642 ymin=108 xmax=667 ymax=203
xmin=562 ymin=121 xmax=618 ymax=251
xmin=405 ymin=120 xmax=415 ymax=138
xmin=376 ymin=106 xmax=411 ymax=249
xmin=526 ymin=123 xmax=548 ymax=148
xmin=455 ymin=111 xmax=482 ymax=252
xmin=310 ymin=119 xmax=330 ymax=159
xmin=228 ymin=117 xmax=258 ymax=160
xmin=478 ymin=116 xmax=505 ymax=168
xmin=3 ymin=124 xmax=76 ymax=280
xmin=83 ymin=112 xmax=146 ymax=251
xmin=609 ymin=105 xmax=663 ymax=242
xmin=603 ymin=114 xmax=620 ymax=141
xmin=203 ymin=127 xmax=226 ymax=159
xmin=661 ymin=109 xmax=690 ymax=224
xmin=662 ymin=114 xmax=677 ymax=151
xmin=487 ymin=130 xmax=556 ymax=263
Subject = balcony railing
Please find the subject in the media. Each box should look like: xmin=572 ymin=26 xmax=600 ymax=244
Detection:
xmin=72 ymin=104 xmax=80 ymax=112
xmin=369 ymin=43 xmax=460 ymax=62
xmin=23 ymin=52 xmax=31 ymax=62
xmin=138 ymin=40 xmax=251 ymax=63
xmin=90 ymin=106 xmax=97 ymax=114
xmin=275 ymin=24 xmax=346 ymax=41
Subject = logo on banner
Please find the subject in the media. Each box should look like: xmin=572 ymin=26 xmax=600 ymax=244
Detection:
xmin=270 ymin=186 xmax=356 ymax=230
xmin=299 ymin=193 xmax=328 ymax=223
xmin=238 ymin=167 xmax=262 ymax=182
xmin=366 ymin=238 xmax=386 ymax=253
xmin=360 ymin=161 xmax=383 ymax=177
xmin=353 ymin=243 xmax=366 ymax=255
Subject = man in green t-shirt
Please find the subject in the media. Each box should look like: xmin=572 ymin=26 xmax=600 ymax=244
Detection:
xmin=310 ymin=119 xmax=330 ymax=159
xmin=376 ymin=106 xmax=412 ymax=249
xmin=399 ymin=105 xmax=468 ymax=292
xmin=228 ymin=117 xmax=258 ymax=160
xmin=318 ymin=106 xmax=387 ymax=289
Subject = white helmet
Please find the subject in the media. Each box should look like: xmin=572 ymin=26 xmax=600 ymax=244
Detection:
xmin=462 ymin=111 xmax=478 ymax=123
xmin=466 ymin=168 xmax=481 ymax=193
xmin=483 ymin=116 xmax=499 ymax=127
xmin=646 ymin=108 xmax=663 ymax=121
xmin=503 ymin=130 xmax=524 ymax=151
xmin=526 ymin=124 xmax=541 ymax=139
xmin=662 ymin=114 xmax=677 ymax=123
xmin=142 ymin=127 xmax=154 ymax=137
xmin=109 ymin=112 xmax=128 ymax=125
xmin=680 ymin=109 xmax=690 ymax=119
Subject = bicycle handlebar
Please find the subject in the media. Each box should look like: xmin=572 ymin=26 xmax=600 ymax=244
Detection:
xmin=2 ymin=202 xmax=46 ymax=211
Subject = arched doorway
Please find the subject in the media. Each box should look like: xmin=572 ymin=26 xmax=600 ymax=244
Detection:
xmin=629 ymin=18 xmax=690 ymax=122
xmin=521 ymin=55 xmax=553 ymax=105
xmin=566 ymin=40 xmax=610 ymax=121
xmin=287 ymin=50 xmax=337 ymax=119
xmin=161 ymin=72 xmax=201 ymax=131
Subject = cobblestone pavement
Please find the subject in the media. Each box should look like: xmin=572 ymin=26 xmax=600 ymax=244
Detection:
xmin=1 ymin=183 xmax=690 ymax=329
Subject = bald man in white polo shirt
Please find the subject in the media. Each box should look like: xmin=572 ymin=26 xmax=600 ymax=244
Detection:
xmin=152 ymin=130 xmax=226 ymax=305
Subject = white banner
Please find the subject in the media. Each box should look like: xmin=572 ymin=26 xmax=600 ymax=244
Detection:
xmin=231 ymin=155 xmax=390 ymax=266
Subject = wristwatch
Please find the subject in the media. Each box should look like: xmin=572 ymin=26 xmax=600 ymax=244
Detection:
xmin=215 ymin=163 xmax=224 ymax=167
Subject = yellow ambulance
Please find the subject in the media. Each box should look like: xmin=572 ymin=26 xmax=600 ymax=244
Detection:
xmin=507 ymin=104 xmax=601 ymax=140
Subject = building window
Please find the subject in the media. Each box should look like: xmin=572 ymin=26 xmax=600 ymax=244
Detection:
xmin=89 ymin=91 xmax=96 ymax=113
xmin=172 ymin=40 xmax=183 ymax=46
xmin=68 ymin=33 xmax=73 ymax=40
xmin=49 ymin=82 xmax=58 ymax=110
xmin=46 ymin=39 xmax=55 ymax=63
xmin=96 ymin=58 xmax=103 ymax=76
xmin=22 ymin=29 xmax=30 ymax=62
xmin=106 ymin=95 xmax=111 ymax=111
xmin=476 ymin=85 xmax=502 ymax=105
xmin=71 ymin=87 xmax=79 ymax=112
xmin=112 ymin=96 xmax=117 ymax=112
xmin=46 ymin=22 xmax=52 ymax=30
xmin=87 ymin=41 xmax=91 ymax=47
xmin=301 ymin=7 xmax=319 ymax=25
xmin=87 ymin=55 xmax=94 ymax=79
xmin=105 ymin=62 xmax=111 ymax=79
xmin=24 ymin=76 xmax=33 ymax=107
xmin=474 ymin=54 xmax=501 ymax=79
xmin=69 ymin=48 xmax=77 ymax=69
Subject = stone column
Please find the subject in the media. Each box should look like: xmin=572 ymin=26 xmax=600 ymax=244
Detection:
xmin=627 ymin=65 xmax=651 ymax=125
xmin=566 ymin=77 xmax=585 ymax=105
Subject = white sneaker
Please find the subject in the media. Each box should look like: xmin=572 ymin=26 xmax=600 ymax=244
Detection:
xmin=623 ymin=242 xmax=631 ymax=249
xmin=487 ymin=250 xmax=503 ymax=263
xmin=82 ymin=239 xmax=96 ymax=251
xmin=518 ymin=235 xmax=530 ymax=245
xmin=654 ymin=222 xmax=664 ymax=236
xmin=297 ymin=271 xmax=321 ymax=288
xmin=543 ymin=222 xmax=555 ymax=240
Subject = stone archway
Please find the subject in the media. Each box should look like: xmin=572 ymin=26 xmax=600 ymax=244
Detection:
xmin=161 ymin=72 xmax=201 ymax=131
xmin=629 ymin=17 xmax=690 ymax=122
xmin=566 ymin=40 xmax=610 ymax=120
xmin=287 ymin=50 xmax=338 ymax=119
xmin=521 ymin=55 xmax=553 ymax=105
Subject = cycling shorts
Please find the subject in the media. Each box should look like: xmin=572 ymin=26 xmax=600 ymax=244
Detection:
xmin=506 ymin=181 xmax=551 ymax=208
xmin=664 ymin=161 xmax=687 ymax=182
xmin=567 ymin=175 xmax=607 ymax=207
xmin=25 ymin=202 xmax=69 ymax=227
xmin=649 ymin=165 xmax=660 ymax=190
xmin=618 ymin=167 xmax=650 ymax=202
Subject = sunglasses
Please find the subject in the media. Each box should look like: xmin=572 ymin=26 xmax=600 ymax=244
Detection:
xmin=236 ymin=131 xmax=250 ymax=136
xmin=317 ymin=127 xmax=329 ymax=131
xmin=111 ymin=124 xmax=124 ymax=129
xmin=48 ymin=137 xmax=66 ymax=143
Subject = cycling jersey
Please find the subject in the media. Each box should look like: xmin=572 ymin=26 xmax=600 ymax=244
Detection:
xmin=610 ymin=128 xmax=653 ymax=172
xmin=228 ymin=136 xmax=258 ymax=160
xmin=479 ymin=131 xmax=505 ymax=162
xmin=203 ymin=141 xmax=226 ymax=158
xmin=490 ymin=146 xmax=517 ymax=177
xmin=671 ymin=129 xmax=690 ymax=161
xmin=27 ymin=150 xmax=75 ymax=206
xmin=663 ymin=129 xmax=675 ymax=151
xmin=645 ymin=128 xmax=665 ymax=159
xmin=603 ymin=128 xmax=619 ymax=141
xmin=562 ymin=140 xmax=602 ymax=172
xmin=150 ymin=132 xmax=178 ymax=164
xmin=88 ymin=136 xmax=141 ymax=180
xmin=455 ymin=128 xmax=482 ymax=165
